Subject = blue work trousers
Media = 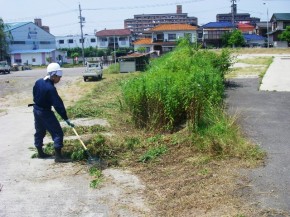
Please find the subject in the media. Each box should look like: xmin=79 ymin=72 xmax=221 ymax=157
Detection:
xmin=33 ymin=109 xmax=64 ymax=149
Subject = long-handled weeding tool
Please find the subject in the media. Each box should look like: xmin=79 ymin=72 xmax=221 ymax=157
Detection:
xmin=72 ymin=127 xmax=106 ymax=168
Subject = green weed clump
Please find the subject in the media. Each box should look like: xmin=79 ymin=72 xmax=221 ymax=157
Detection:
xmin=122 ymin=39 xmax=232 ymax=132
xmin=139 ymin=145 xmax=168 ymax=163
xmin=191 ymin=108 xmax=265 ymax=160
xmin=89 ymin=166 xmax=103 ymax=188
xmin=104 ymin=63 xmax=120 ymax=74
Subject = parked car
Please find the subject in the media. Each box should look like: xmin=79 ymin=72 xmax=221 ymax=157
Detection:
xmin=11 ymin=63 xmax=32 ymax=71
xmin=0 ymin=61 xmax=10 ymax=74
xmin=83 ymin=62 xmax=103 ymax=82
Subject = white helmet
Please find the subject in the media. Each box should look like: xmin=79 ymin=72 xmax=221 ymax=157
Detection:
xmin=47 ymin=62 xmax=61 ymax=73
xmin=46 ymin=63 xmax=62 ymax=77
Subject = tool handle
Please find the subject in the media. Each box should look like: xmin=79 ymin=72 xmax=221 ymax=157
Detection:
xmin=72 ymin=127 xmax=88 ymax=150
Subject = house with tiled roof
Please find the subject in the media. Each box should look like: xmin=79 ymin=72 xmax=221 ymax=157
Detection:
xmin=201 ymin=22 xmax=236 ymax=48
xmin=268 ymin=13 xmax=290 ymax=47
xmin=4 ymin=19 xmax=67 ymax=66
xmin=255 ymin=22 xmax=269 ymax=38
xmin=243 ymin=34 xmax=266 ymax=47
xmin=237 ymin=23 xmax=255 ymax=34
xmin=133 ymin=24 xmax=197 ymax=54
xmin=95 ymin=29 xmax=132 ymax=49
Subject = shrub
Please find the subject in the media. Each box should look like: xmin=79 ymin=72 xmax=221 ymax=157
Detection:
xmin=122 ymin=39 xmax=232 ymax=132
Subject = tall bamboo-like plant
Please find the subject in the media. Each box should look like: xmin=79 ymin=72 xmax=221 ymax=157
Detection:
xmin=122 ymin=39 xmax=232 ymax=132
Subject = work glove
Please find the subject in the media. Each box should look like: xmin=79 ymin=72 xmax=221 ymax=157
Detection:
xmin=65 ymin=119 xmax=75 ymax=128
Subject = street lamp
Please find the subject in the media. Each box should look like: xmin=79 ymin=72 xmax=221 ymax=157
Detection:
xmin=263 ymin=2 xmax=270 ymax=48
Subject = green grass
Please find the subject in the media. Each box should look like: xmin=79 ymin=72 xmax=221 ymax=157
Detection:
xmin=62 ymin=125 xmax=106 ymax=136
xmin=139 ymin=145 xmax=168 ymax=163
xmin=104 ymin=63 xmax=120 ymax=74
xmin=89 ymin=166 xmax=104 ymax=188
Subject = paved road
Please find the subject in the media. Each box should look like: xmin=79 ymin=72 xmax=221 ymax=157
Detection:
xmin=226 ymin=58 xmax=290 ymax=214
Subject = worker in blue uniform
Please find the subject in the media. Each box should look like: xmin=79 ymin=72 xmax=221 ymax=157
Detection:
xmin=32 ymin=62 xmax=74 ymax=163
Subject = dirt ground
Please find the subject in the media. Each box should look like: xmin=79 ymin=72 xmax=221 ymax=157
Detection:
xmin=0 ymin=69 xmax=151 ymax=217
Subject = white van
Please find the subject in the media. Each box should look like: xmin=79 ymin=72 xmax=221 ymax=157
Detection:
xmin=83 ymin=62 xmax=103 ymax=82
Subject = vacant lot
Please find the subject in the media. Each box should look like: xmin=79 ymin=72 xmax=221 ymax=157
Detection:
xmin=1 ymin=48 xmax=290 ymax=216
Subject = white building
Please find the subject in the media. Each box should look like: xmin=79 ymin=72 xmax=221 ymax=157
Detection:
xmin=134 ymin=24 xmax=197 ymax=54
xmin=96 ymin=29 xmax=132 ymax=49
xmin=5 ymin=21 xmax=67 ymax=66
xmin=55 ymin=34 xmax=98 ymax=49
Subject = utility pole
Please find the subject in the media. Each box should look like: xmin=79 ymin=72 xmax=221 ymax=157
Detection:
xmin=263 ymin=3 xmax=270 ymax=48
xmin=113 ymin=35 xmax=117 ymax=65
xmin=79 ymin=3 xmax=85 ymax=66
xmin=231 ymin=0 xmax=237 ymax=24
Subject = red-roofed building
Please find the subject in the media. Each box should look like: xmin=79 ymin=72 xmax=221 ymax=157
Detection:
xmin=237 ymin=23 xmax=255 ymax=34
xmin=133 ymin=24 xmax=197 ymax=54
xmin=96 ymin=28 xmax=132 ymax=49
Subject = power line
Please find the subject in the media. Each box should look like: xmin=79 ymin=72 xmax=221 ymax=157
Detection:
xmin=83 ymin=0 xmax=204 ymax=11
xmin=5 ymin=9 xmax=77 ymax=22
xmin=238 ymin=8 xmax=263 ymax=15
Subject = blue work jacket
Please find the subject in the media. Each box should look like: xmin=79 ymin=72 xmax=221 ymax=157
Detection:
xmin=33 ymin=78 xmax=68 ymax=120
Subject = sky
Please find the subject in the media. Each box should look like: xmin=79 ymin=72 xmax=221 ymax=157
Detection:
xmin=0 ymin=0 xmax=289 ymax=36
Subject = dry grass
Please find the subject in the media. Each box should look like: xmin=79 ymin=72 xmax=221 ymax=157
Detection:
xmin=63 ymin=71 xmax=266 ymax=216
xmin=226 ymin=66 xmax=267 ymax=78
xmin=232 ymin=48 xmax=290 ymax=55
xmin=237 ymin=57 xmax=273 ymax=65
xmin=226 ymin=56 xmax=273 ymax=79
xmin=59 ymin=61 xmax=287 ymax=216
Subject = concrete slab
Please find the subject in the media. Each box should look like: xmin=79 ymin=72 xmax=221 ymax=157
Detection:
xmin=260 ymin=56 xmax=290 ymax=92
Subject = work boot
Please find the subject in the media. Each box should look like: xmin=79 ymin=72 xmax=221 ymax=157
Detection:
xmin=37 ymin=147 xmax=52 ymax=159
xmin=54 ymin=148 xmax=72 ymax=163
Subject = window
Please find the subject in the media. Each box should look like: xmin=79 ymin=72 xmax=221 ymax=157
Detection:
xmin=156 ymin=34 xmax=164 ymax=41
xmin=198 ymin=32 xmax=203 ymax=39
xmin=68 ymin=39 xmax=73 ymax=43
xmin=205 ymin=30 xmax=225 ymax=39
xmin=40 ymin=41 xmax=51 ymax=44
xmin=283 ymin=22 xmax=290 ymax=29
xmin=32 ymin=58 xmax=36 ymax=62
xmin=79 ymin=39 xmax=84 ymax=43
xmin=119 ymin=37 xmax=126 ymax=41
xmin=59 ymin=40 xmax=64 ymax=44
xmin=90 ymin=38 xmax=96 ymax=43
xmin=168 ymin=34 xmax=176 ymax=41
xmin=15 ymin=59 xmax=22 ymax=63
xmin=11 ymin=41 xmax=25 ymax=44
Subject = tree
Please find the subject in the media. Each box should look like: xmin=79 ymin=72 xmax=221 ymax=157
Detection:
xmin=228 ymin=30 xmax=245 ymax=48
xmin=221 ymin=32 xmax=231 ymax=47
xmin=0 ymin=18 xmax=10 ymax=61
xmin=278 ymin=26 xmax=290 ymax=44
xmin=137 ymin=47 xmax=146 ymax=53
xmin=71 ymin=52 xmax=79 ymax=64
